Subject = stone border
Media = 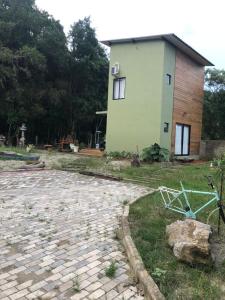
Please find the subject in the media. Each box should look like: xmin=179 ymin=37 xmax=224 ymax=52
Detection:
xmin=121 ymin=194 xmax=165 ymax=300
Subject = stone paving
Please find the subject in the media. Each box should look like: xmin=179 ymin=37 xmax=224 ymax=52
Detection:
xmin=0 ymin=170 xmax=150 ymax=300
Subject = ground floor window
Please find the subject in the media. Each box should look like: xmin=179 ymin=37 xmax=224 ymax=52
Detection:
xmin=175 ymin=123 xmax=191 ymax=155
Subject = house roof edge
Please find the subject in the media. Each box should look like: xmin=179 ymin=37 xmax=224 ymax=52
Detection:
xmin=101 ymin=33 xmax=214 ymax=67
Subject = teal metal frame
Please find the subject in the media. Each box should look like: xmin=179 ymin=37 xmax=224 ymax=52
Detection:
xmin=159 ymin=182 xmax=220 ymax=219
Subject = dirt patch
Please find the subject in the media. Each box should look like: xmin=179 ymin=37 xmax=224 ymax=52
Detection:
xmin=110 ymin=160 xmax=131 ymax=169
xmin=0 ymin=150 xmax=80 ymax=171
xmin=0 ymin=159 xmax=24 ymax=171
xmin=17 ymin=270 xmax=51 ymax=284
xmin=79 ymin=170 xmax=121 ymax=181
xmin=7 ymin=242 xmax=26 ymax=256
xmin=56 ymin=239 xmax=70 ymax=247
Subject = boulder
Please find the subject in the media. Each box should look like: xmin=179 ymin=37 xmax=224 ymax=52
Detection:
xmin=166 ymin=219 xmax=212 ymax=264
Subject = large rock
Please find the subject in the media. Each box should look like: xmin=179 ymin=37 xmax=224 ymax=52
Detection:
xmin=166 ymin=219 xmax=212 ymax=264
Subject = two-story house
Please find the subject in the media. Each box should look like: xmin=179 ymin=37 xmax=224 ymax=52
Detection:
xmin=101 ymin=34 xmax=213 ymax=157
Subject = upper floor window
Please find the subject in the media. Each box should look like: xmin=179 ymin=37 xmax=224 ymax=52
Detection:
xmin=164 ymin=122 xmax=169 ymax=133
xmin=166 ymin=74 xmax=172 ymax=85
xmin=113 ymin=77 xmax=126 ymax=100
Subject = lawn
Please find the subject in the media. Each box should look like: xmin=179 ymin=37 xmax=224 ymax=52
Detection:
xmin=128 ymin=162 xmax=225 ymax=299
xmin=0 ymin=145 xmax=29 ymax=155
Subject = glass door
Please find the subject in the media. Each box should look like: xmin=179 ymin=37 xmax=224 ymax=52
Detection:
xmin=175 ymin=124 xmax=190 ymax=155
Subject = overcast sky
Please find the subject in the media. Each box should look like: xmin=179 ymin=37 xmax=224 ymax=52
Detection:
xmin=36 ymin=0 xmax=224 ymax=69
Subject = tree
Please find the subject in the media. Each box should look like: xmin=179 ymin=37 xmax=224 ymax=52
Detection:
xmin=202 ymin=69 xmax=225 ymax=139
xmin=0 ymin=0 xmax=71 ymax=143
xmin=68 ymin=17 xmax=108 ymax=144
xmin=0 ymin=1 xmax=108 ymax=146
xmin=0 ymin=43 xmax=47 ymax=142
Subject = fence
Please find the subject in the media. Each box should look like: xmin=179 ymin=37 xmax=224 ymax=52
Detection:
xmin=200 ymin=140 xmax=225 ymax=159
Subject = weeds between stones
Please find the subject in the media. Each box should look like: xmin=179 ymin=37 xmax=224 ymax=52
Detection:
xmin=72 ymin=275 xmax=80 ymax=293
xmin=105 ymin=261 xmax=117 ymax=278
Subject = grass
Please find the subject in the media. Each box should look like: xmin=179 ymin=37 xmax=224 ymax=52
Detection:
xmin=105 ymin=261 xmax=117 ymax=278
xmin=56 ymin=156 xmax=215 ymax=188
xmin=129 ymin=163 xmax=225 ymax=299
xmin=0 ymin=145 xmax=40 ymax=158
xmin=57 ymin=157 xmax=106 ymax=171
xmin=72 ymin=275 xmax=80 ymax=293
xmin=0 ymin=145 xmax=28 ymax=154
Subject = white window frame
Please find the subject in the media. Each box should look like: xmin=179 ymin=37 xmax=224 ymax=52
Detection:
xmin=113 ymin=77 xmax=126 ymax=100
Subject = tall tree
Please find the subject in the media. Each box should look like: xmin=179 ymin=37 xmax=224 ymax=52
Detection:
xmin=69 ymin=17 xmax=108 ymax=144
xmin=203 ymin=69 xmax=225 ymax=139
xmin=0 ymin=43 xmax=47 ymax=141
xmin=0 ymin=1 xmax=108 ymax=145
xmin=0 ymin=0 xmax=71 ymax=143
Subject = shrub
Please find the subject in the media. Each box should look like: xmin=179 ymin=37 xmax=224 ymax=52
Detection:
xmin=106 ymin=151 xmax=133 ymax=159
xmin=79 ymin=142 xmax=86 ymax=150
xmin=141 ymin=143 xmax=169 ymax=162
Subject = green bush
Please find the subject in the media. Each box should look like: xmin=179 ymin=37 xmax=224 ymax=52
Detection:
xmin=141 ymin=143 xmax=169 ymax=162
xmin=106 ymin=151 xmax=133 ymax=159
xmin=79 ymin=142 xmax=86 ymax=150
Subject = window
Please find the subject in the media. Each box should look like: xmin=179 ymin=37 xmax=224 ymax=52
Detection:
xmin=175 ymin=123 xmax=191 ymax=155
xmin=113 ymin=77 xmax=126 ymax=100
xmin=166 ymin=74 xmax=172 ymax=85
xmin=164 ymin=122 xmax=169 ymax=133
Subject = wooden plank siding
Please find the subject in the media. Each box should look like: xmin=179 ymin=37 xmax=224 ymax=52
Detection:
xmin=171 ymin=50 xmax=205 ymax=155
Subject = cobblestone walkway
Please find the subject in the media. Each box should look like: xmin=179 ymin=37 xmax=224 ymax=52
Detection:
xmin=0 ymin=170 xmax=149 ymax=300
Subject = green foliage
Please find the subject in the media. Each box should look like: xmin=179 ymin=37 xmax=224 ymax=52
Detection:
xmin=72 ymin=275 xmax=80 ymax=293
xmin=141 ymin=143 xmax=169 ymax=162
xmin=105 ymin=261 xmax=117 ymax=278
xmin=152 ymin=268 xmax=167 ymax=284
xmin=0 ymin=2 xmax=108 ymax=145
xmin=213 ymin=154 xmax=225 ymax=170
xmin=211 ymin=154 xmax=225 ymax=204
xmin=57 ymin=157 xmax=104 ymax=171
xmin=129 ymin=163 xmax=223 ymax=298
xmin=68 ymin=17 xmax=108 ymax=143
xmin=203 ymin=68 xmax=225 ymax=139
xmin=205 ymin=68 xmax=225 ymax=91
xmin=79 ymin=142 xmax=86 ymax=150
xmin=106 ymin=151 xmax=133 ymax=159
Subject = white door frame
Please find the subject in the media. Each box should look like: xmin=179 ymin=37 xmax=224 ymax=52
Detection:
xmin=175 ymin=123 xmax=191 ymax=156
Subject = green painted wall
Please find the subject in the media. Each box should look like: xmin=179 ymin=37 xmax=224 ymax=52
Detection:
xmin=160 ymin=43 xmax=176 ymax=150
xmin=105 ymin=40 xmax=175 ymax=153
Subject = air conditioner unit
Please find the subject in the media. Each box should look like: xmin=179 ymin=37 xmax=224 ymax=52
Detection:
xmin=111 ymin=63 xmax=119 ymax=76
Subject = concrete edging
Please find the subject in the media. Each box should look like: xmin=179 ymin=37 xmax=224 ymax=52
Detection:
xmin=121 ymin=193 xmax=165 ymax=300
